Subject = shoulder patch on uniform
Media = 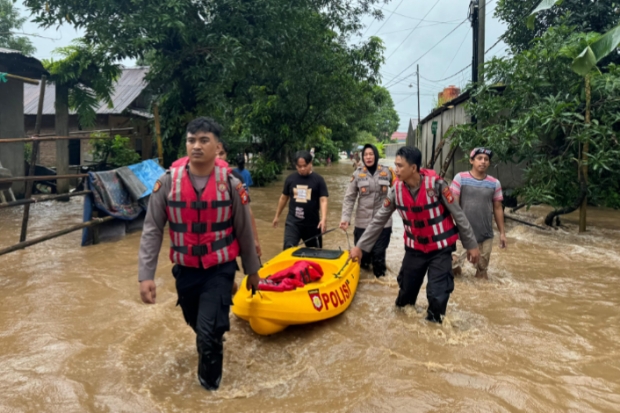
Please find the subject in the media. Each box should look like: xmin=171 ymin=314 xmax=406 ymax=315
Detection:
xmin=153 ymin=180 xmax=162 ymax=193
xmin=383 ymin=198 xmax=392 ymax=208
xmin=236 ymin=182 xmax=249 ymax=205
xmin=442 ymin=186 xmax=454 ymax=204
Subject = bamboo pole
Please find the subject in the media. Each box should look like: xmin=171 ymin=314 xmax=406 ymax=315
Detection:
xmin=0 ymin=174 xmax=89 ymax=184
xmin=3 ymin=73 xmax=40 ymax=85
xmin=153 ymin=103 xmax=164 ymax=166
xmin=579 ymin=74 xmax=590 ymax=233
xmin=0 ymin=135 xmax=118 ymax=144
xmin=0 ymin=190 xmax=91 ymax=210
xmin=0 ymin=216 xmax=114 ymax=257
xmin=20 ymin=75 xmax=47 ymax=243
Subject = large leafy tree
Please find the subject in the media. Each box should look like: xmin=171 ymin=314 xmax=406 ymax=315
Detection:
xmin=44 ymin=40 xmax=121 ymax=127
xmin=453 ymin=26 xmax=620 ymax=223
xmin=23 ymin=0 xmax=384 ymax=167
xmin=496 ymin=0 xmax=619 ymax=55
xmin=0 ymin=0 xmax=35 ymax=55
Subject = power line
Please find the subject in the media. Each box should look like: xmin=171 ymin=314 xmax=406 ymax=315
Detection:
xmin=376 ymin=20 xmax=462 ymax=36
xmin=372 ymin=0 xmax=406 ymax=37
xmin=384 ymin=18 xmax=469 ymax=88
xmin=385 ymin=0 xmax=444 ymax=61
xmin=418 ymin=35 xmax=505 ymax=84
xmin=379 ymin=7 xmax=465 ymax=24
xmin=360 ymin=4 xmax=385 ymax=37
xmin=441 ymin=27 xmax=470 ymax=77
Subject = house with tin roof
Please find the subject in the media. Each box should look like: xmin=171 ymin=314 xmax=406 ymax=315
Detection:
xmin=23 ymin=67 xmax=153 ymax=167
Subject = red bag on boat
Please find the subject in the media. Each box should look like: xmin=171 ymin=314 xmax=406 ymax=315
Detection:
xmin=258 ymin=260 xmax=323 ymax=292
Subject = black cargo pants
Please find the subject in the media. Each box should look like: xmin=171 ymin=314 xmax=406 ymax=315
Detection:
xmin=172 ymin=260 xmax=236 ymax=390
xmin=395 ymin=246 xmax=455 ymax=323
xmin=354 ymin=227 xmax=392 ymax=277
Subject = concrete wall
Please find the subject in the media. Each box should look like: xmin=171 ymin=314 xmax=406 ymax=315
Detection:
xmin=384 ymin=143 xmax=405 ymax=158
xmin=0 ymin=79 xmax=25 ymax=197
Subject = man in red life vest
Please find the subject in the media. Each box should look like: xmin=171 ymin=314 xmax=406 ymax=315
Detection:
xmin=138 ymin=117 xmax=260 ymax=390
xmin=350 ymin=146 xmax=480 ymax=323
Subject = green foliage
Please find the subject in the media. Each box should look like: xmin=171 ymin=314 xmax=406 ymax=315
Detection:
xmin=22 ymin=0 xmax=386 ymax=178
xmin=250 ymin=155 xmax=280 ymax=187
xmin=43 ymin=40 xmax=121 ymax=127
xmin=0 ymin=0 xmax=35 ymax=55
xmin=453 ymin=25 xmax=620 ymax=209
xmin=571 ymin=25 xmax=620 ymax=75
xmin=24 ymin=142 xmax=32 ymax=162
xmin=90 ymin=134 xmax=141 ymax=169
xmin=496 ymin=0 xmax=620 ymax=58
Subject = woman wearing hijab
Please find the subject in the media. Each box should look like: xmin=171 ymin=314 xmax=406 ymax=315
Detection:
xmin=340 ymin=144 xmax=396 ymax=277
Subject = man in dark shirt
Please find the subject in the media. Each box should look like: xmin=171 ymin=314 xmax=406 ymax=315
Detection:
xmin=272 ymin=150 xmax=329 ymax=249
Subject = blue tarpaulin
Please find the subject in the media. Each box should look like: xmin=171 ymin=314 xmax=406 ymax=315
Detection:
xmin=127 ymin=159 xmax=165 ymax=199
xmin=81 ymin=159 xmax=165 ymax=246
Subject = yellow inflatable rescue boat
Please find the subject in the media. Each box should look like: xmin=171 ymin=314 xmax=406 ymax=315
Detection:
xmin=232 ymin=247 xmax=360 ymax=335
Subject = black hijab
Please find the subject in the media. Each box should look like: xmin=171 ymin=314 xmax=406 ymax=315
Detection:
xmin=362 ymin=144 xmax=380 ymax=176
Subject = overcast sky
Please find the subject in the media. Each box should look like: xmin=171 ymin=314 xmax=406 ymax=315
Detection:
xmin=16 ymin=0 xmax=508 ymax=132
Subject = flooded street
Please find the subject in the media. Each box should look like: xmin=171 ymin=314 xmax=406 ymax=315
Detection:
xmin=1 ymin=161 xmax=619 ymax=412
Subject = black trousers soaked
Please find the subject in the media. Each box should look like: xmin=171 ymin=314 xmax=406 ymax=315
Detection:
xmin=354 ymin=227 xmax=392 ymax=277
xmin=395 ymin=246 xmax=455 ymax=323
xmin=283 ymin=223 xmax=322 ymax=249
xmin=172 ymin=261 xmax=236 ymax=390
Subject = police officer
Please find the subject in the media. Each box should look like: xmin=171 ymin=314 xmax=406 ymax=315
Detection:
xmin=350 ymin=146 xmax=480 ymax=323
xmin=340 ymin=144 xmax=395 ymax=277
xmin=138 ymin=117 xmax=260 ymax=390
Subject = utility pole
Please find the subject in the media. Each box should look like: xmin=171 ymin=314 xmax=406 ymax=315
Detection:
xmin=417 ymin=64 xmax=421 ymax=146
xmin=478 ymin=0 xmax=486 ymax=84
xmin=469 ymin=0 xmax=479 ymax=85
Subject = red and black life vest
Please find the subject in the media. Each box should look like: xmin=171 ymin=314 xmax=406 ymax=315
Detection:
xmin=394 ymin=169 xmax=459 ymax=253
xmin=258 ymin=260 xmax=323 ymax=292
xmin=166 ymin=160 xmax=239 ymax=269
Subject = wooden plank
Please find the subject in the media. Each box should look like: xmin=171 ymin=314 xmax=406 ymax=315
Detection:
xmin=4 ymin=73 xmax=40 ymax=85
xmin=153 ymin=103 xmax=164 ymax=166
xmin=20 ymin=75 xmax=47 ymax=243
xmin=0 ymin=174 xmax=89 ymax=184
xmin=0 ymin=190 xmax=92 ymax=210
xmin=0 ymin=216 xmax=115 ymax=257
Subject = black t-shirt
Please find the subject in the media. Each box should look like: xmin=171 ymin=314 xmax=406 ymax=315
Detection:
xmin=282 ymin=172 xmax=329 ymax=227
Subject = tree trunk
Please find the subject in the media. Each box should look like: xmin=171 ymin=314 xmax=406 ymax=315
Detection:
xmin=545 ymin=180 xmax=587 ymax=226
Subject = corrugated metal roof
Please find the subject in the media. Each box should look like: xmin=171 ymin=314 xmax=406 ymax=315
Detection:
xmin=0 ymin=48 xmax=48 ymax=78
xmin=23 ymin=67 xmax=149 ymax=115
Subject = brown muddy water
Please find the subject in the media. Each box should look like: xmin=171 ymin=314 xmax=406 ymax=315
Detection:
xmin=0 ymin=162 xmax=619 ymax=412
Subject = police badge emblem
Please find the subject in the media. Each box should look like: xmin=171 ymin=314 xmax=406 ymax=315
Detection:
xmin=426 ymin=188 xmax=436 ymax=198
xmin=218 ymin=181 xmax=228 ymax=192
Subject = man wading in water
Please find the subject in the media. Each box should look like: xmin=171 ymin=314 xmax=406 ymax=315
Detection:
xmin=450 ymin=147 xmax=506 ymax=279
xmin=350 ymin=146 xmax=480 ymax=323
xmin=137 ymin=117 xmax=260 ymax=390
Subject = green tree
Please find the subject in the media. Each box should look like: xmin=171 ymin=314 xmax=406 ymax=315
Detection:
xmin=0 ymin=0 xmax=35 ymax=55
xmin=22 ymin=0 xmax=384 ymax=175
xmin=496 ymin=0 xmax=619 ymax=55
xmin=453 ymin=26 xmax=620 ymax=225
xmin=359 ymin=85 xmax=400 ymax=142
xmin=43 ymin=40 xmax=122 ymax=127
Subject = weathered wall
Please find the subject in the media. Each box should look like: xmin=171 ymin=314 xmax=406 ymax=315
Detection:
xmin=419 ymin=102 xmax=525 ymax=190
xmin=0 ymin=78 xmax=25 ymax=197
